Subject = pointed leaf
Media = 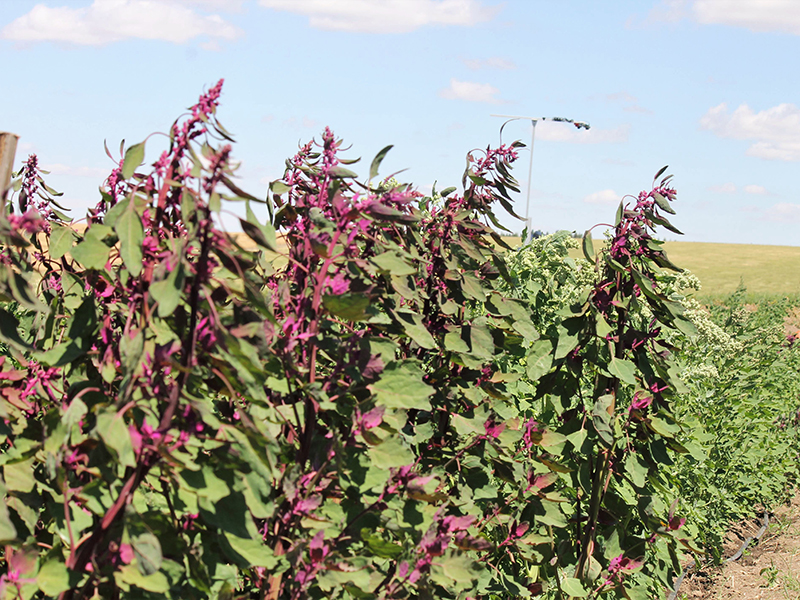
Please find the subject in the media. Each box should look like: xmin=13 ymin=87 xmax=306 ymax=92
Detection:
xmin=121 ymin=141 xmax=145 ymax=180
xmin=240 ymin=218 xmax=277 ymax=252
xmin=369 ymin=360 xmax=433 ymax=410
xmin=70 ymin=238 xmax=109 ymax=270
xmin=582 ymin=230 xmax=594 ymax=261
xmin=115 ymin=203 xmax=144 ymax=276
xmin=653 ymin=192 xmax=676 ymax=215
xmin=370 ymin=145 xmax=393 ymax=180
xmin=48 ymin=224 xmax=75 ymax=259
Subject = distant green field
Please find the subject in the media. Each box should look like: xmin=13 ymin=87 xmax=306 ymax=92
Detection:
xmin=501 ymin=236 xmax=800 ymax=297
xmin=660 ymin=242 xmax=800 ymax=297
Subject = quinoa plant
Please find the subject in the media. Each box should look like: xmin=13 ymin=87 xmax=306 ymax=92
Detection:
xmin=0 ymin=83 xmax=697 ymax=599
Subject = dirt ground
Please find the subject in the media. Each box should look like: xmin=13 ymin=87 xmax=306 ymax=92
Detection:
xmin=676 ymin=493 xmax=800 ymax=600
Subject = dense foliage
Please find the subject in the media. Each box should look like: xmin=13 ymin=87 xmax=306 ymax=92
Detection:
xmin=0 ymin=82 xmax=796 ymax=600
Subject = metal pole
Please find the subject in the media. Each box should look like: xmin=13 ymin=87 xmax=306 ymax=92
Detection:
xmin=0 ymin=132 xmax=19 ymax=218
xmin=524 ymin=120 xmax=536 ymax=241
xmin=491 ymin=114 xmax=590 ymax=242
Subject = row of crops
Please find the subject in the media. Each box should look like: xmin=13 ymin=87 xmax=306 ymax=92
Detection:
xmin=0 ymin=81 xmax=797 ymax=599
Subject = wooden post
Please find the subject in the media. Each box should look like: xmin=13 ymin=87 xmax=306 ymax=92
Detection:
xmin=0 ymin=131 xmax=20 ymax=218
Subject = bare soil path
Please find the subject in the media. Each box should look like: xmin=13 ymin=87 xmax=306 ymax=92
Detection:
xmin=678 ymin=493 xmax=800 ymax=600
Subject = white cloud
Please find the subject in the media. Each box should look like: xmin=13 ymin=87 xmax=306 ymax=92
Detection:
xmin=1 ymin=0 xmax=242 ymax=45
xmin=593 ymin=91 xmax=652 ymax=115
xmin=708 ymin=182 xmax=737 ymax=193
xmin=258 ymin=0 xmax=498 ymax=33
xmin=744 ymin=184 xmax=771 ymax=195
xmin=584 ymin=189 xmax=620 ymax=205
xmin=537 ymin=123 xmax=629 ymax=144
xmin=700 ymin=102 xmax=800 ymax=161
xmin=643 ymin=0 xmax=689 ymax=24
xmin=693 ymin=0 xmax=800 ymax=35
xmin=645 ymin=1 xmax=800 ymax=35
xmin=763 ymin=203 xmax=800 ymax=222
xmin=176 ymin=0 xmax=245 ymax=10
xmin=44 ymin=163 xmax=109 ymax=178
xmin=439 ymin=79 xmax=503 ymax=104
xmin=462 ymin=56 xmax=516 ymax=70
xmin=599 ymin=92 xmax=637 ymax=103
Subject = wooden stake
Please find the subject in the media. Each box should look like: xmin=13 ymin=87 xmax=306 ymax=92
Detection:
xmin=0 ymin=131 xmax=20 ymax=218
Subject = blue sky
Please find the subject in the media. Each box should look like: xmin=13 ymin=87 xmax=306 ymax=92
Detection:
xmin=1 ymin=0 xmax=799 ymax=245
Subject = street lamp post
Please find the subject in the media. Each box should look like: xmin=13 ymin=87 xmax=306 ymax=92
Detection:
xmin=491 ymin=115 xmax=590 ymax=241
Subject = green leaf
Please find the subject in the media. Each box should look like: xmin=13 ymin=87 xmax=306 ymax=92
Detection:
xmin=395 ymin=310 xmax=436 ymax=349
xmin=0 ymin=494 xmax=18 ymax=543
xmin=369 ymin=145 xmax=393 ymax=180
xmin=132 ymin=532 xmax=163 ymax=576
xmin=323 ymin=293 xmax=371 ymax=321
xmin=328 ymin=166 xmax=359 ymax=178
xmin=625 ymin=452 xmax=649 ymax=489
xmin=103 ymin=198 xmax=128 ymax=229
xmin=444 ymin=328 xmax=470 ymax=354
xmin=469 ymin=323 xmax=494 ymax=359
xmin=0 ymin=308 xmax=33 ymax=351
xmin=48 ymin=224 xmax=74 ymax=260
xmin=608 ymin=357 xmax=637 ymax=385
xmin=369 ymin=360 xmax=433 ymax=410
xmin=121 ymin=141 xmax=145 ymax=180
xmin=150 ymin=264 xmax=185 ymax=318
xmin=95 ymin=408 xmax=136 ymax=468
xmin=582 ymin=230 xmax=594 ymax=261
xmin=371 ymin=251 xmax=416 ymax=276
xmin=117 ymin=564 xmax=169 ymax=594
xmin=653 ymin=191 xmax=676 ymax=215
xmin=615 ymin=201 xmax=624 ymax=226
xmin=526 ymin=339 xmax=553 ymax=381
xmin=4 ymin=458 xmax=36 ymax=493
xmin=37 ymin=340 xmax=87 ymax=367
xmin=646 ymin=210 xmax=683 ymax=235
xmin=370 ymin=436 xmax=415 ymax=469
xmin=115 ymin=202 xmax=144 ymax=276
xmin=561 ymin=577 xmax=590 ymax=597
xmin=180 ymin=466 xmax=230 ymax=503
xmin=240 ymin=218 xmax=278 ymax=252
xmin=438 ymin=553 xmax=476 ymax=583
xmin=37 ymin=559 xmax=78 ymax=596
xmin=648 ymin=416 xmax=680 ymax=439
xmin=361 ymin=529 xmax=403 ymax=558
xmin=270 ymin=180 xmax=290 ymax=195
xmin=70 ymin=238 xmax=109 ymax=270
xmin=223 ymin=532 xmax=280 ymax=568
xmin=592 ymin=394 xmax=614 ymax=446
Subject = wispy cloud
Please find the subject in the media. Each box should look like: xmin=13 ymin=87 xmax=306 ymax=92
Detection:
xmin=700 ymin=102 xmax=800 ymax=161
xmin=645 ymin=0 xmax=800 ymax=35
xmin=1 ymin=0 xmax=242 ymax=45
xmin=258 ymin=0 xmax=499 ymax=33
xmin=744 ymin=184 xmax=772 ymax=195
xmin=439 ymin=79 xmax=504 ymax=104
xmin=592 ymin=92 xmax=652 ymax=115
xmin=763 ymin=203 xmax=800 ymax=222
xmin=462 ymin=56 xmax=516 ymax=70
xmin=176 ymin=0 xmax=246 ymax=10
xmin=708 ymin=182 xmax=737 ymax=193
xmin=584 ymin=189 xmax=620 ymax=205
xmin=693 ymin=0 xmax=800 ymax=35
